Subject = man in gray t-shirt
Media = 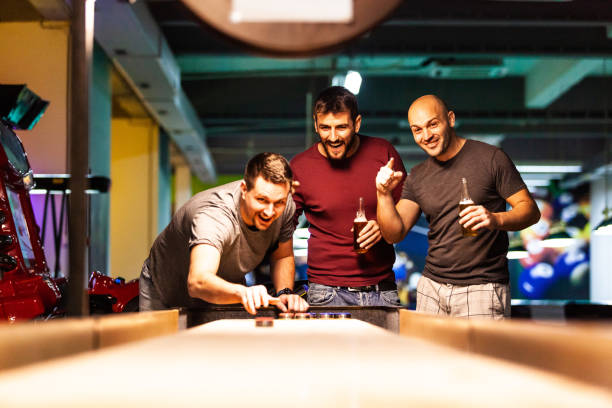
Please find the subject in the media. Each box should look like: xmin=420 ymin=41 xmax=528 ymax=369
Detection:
xmin=376 ymin=95 xmax=540 ymax=319
xmin=139 ymin=153 xmax=309 ymax=314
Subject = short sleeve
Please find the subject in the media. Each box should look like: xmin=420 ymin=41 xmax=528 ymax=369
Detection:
xmin=290 ymin=180 xmax=304 ymax=229
xmin=388 ymin=144 xmax=407 ymax=203
xmin=401 ymin=172 xmax=417 ymax=202
xmin=278 ymin=195 xmax=297 ymax=242
xmin=492 ymin=149 xmax=527 ymax=199
xmin=189 ymin=209 xmax=235 ymax=255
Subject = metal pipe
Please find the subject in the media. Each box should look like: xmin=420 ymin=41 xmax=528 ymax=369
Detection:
xmin=66 ymin=0 xmax=94 ymax=316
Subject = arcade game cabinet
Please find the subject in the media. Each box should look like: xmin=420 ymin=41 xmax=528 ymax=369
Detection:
xmin=0 ymin=85 xmax=63 ymax=322
xmin=0 ymin=85 xmax=138 ymax=321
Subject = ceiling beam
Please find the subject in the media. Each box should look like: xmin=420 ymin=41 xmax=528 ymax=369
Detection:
xmin=26 ymin=0 xmax=70 ymax=20
xmin=525 ymin=58 xmax=600 ymax=108
xmin=178 ymin=55 xmax=429 ymax=78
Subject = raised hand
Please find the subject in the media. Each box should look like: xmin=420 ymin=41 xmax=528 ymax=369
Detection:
xmin=376 ymin=158 xmax=404 ymax=194
xmin=290 ymin=180 xmax=300 ymax=195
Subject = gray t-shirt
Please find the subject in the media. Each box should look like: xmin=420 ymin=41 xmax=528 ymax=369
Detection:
xmin=401 ymin=139 xmax=526 ymax=285
xmin=145 ymin=180 xmax=296 ymax=308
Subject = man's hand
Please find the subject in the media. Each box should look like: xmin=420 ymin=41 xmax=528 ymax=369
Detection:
xmin=353 ymin=220 xmax=382 ymax=250
xmin=291 ymin=180 xmax=300 ymax=195
xmin=278 ymin=294 xmax=309 ymax=312
xmin=459 ymin=205 xmax=501 ymax=232
xmin=376 ymin=158 xmax=404 ymax=195
xmin=239 ymin=285 xmax=274 ymax=315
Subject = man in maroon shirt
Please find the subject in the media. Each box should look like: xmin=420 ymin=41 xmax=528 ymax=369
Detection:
xmin=290 ymin=86 xmax=406 ymax=306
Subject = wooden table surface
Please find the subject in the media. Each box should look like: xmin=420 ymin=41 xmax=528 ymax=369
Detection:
xmin=0 ymin=319 xmax=611 ymax=407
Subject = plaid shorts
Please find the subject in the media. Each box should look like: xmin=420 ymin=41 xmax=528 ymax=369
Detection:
xmin=416 ymin=275 xmax=510 ymax=319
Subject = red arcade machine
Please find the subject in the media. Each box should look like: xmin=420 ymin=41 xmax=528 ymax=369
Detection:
xmin=0 ymin=85 xmax=139 ymax=322
xmin=0 ymin=85 xmax=63 ymax=322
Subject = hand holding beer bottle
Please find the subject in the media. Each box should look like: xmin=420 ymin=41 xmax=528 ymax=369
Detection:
xmin=353 ymin=197 xmax=368 ymax=253
xmin=352 ymin=197 xmax=384 ymax=253
xmin=459 ymin=177 xmax=478 ymax=237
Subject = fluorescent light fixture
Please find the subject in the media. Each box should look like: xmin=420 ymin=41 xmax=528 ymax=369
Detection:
xmin=516 ymin=165 xmax=582 ymax=173
xmin=331 ymin=74 xmax=345 ymax=87
xmin=230 ymin=0 xmax=353 ymax=23
xmin=507 ymin=238 xmax=528 ymax=259
xmin=594 ymin=217 xmax=612 ymax=234
xmin=540 ymin=230 xmax=577 ymax=248
xmin=293 ymin=228 xmax=310 ymax=240
xmin=293 ymin=248 xmax=308 ymax=258
xmin=523 ymin=179 xmax=551 ymax=187
xmin=507 ymin=250 xmax=528 ymax=259
xmin=540 ymin=237 xmax=577 ymax=248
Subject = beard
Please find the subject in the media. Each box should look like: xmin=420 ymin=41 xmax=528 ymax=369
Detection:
xmin=320 ymin=133 xmax=357 ymax=164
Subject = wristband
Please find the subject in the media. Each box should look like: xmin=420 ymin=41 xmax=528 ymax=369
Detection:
xmin=275 ymin=288 xmax=293 ymax=297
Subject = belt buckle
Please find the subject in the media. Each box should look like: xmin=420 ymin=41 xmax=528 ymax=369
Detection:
xmin=347 ymin=285 xmax=376 ymax=292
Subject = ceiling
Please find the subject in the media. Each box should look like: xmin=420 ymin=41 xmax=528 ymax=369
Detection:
xmin=6 ymin=0 xmax=612 ymax=191
xmin=142 ymin=0 xmax=612 ymax=192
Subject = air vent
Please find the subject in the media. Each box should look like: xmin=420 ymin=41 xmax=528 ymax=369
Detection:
xmin=428 ymin=59 xmax=508 ymax=79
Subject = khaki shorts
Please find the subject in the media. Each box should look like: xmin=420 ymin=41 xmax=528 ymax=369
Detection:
xmin=416 ymin=275 xmax=510 ymax=319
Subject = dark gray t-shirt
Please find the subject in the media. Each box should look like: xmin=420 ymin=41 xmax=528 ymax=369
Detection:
xmin=145 ymin=180 xmax=295 ymax=308
xmin=401 ymin=139 xmax=526 ymax=285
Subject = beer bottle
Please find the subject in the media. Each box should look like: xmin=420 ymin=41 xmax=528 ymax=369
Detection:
xmin=353 ymin=197 xmax=368 ymax=253
xmin=459 ymin=177 xmax=478 ymax=237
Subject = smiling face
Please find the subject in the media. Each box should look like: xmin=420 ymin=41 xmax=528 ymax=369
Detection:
xmin=314 ymin=111 xmax=361 ymax=162
xmin=239 ymin=176 xmax=290 ymax=231
xmin=408 ymin=95 xmax=457 ymax=161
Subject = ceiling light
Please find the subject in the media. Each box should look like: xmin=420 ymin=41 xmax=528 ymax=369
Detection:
xmin=344 ymin=71 xmax=362 ymax=94
xmin=331 ymin=71 xmax=362 ymax=95
xmin=507 ymin=239 xmax=528 ymax=259
xmin=516 ymin=165 xmax=582 ymax=173
xmin=523 ymin=179 xmax=551 ymax=187
xmin=593 ymin=217 xmax=612 ymax=235
xmin=540 ymin=223 xmax=577 ymax=248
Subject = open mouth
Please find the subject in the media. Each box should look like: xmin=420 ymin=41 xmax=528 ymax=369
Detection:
xmin=258 ymin=214 xmax=272 ymax=224
xmin=327 ymin=142 xmax=344 ymax=151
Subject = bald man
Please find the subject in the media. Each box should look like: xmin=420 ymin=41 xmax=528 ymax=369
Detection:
xmin=376 ymin=95 xmax=540 ymax=319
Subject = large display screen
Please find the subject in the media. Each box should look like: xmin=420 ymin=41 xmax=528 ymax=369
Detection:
xmin=6 ymin=187 xmax=34 ymax=268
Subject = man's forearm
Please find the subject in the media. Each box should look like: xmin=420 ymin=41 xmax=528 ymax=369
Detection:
xmin=495 ymin=201 xmax=540 ymax=231
xmin=377 ymin=192 xmax=406 ymax=243
xmin=188 ymin=273 xmax=245 ymax=304
xmin=271 ymin=255 xmax=295 ymax=292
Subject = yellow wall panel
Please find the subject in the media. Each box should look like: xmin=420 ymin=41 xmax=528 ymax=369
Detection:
xmin=110 ymin=118 xmax=158 ymax=281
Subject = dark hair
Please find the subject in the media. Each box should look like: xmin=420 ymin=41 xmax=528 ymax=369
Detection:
xmin=313 ymin=86 xmax=359 ymax=123
xmin=244 ymin=152 xmax=293 ymax=190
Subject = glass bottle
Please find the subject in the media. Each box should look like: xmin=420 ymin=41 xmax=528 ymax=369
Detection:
xmin=459 ymin=178 xmax=477 ymax=237
xmin=353 ymin=197 xmax=368 ymax=253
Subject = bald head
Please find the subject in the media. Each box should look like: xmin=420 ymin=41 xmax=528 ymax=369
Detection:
xmin=407 ymin=94 xmax=459 ymax=161
xmin=408 ymin=95 xmax=449 ymax=122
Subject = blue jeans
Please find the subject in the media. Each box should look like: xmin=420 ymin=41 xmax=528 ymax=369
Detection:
xmin=307 ymin=282 xmax=401 ymax=307
xmin=139 ymin=261 xmax=168 ymax=311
